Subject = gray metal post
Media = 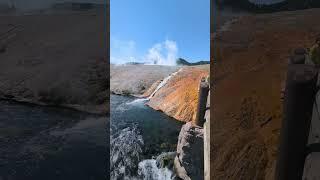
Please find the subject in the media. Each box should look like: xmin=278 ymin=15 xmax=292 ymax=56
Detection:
xmin=275 ymin=64 xmax=318 ymax=180
xmin=195 ymin=78 xmax=209 ymax=127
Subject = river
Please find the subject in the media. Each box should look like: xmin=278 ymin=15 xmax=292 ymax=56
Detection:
xmin=0 ymin=100 xmax=108 ymax=180
xmin=110 ymin=95 xmax=183 ymax=180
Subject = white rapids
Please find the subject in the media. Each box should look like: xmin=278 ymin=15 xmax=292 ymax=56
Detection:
xmin=138 ymin=159 xmax=174 ymax=180
xmin=110 ymin=125 xmax=177 ymax=180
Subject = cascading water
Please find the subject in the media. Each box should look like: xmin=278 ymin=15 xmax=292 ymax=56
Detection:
xmin=110 ymin=125 xmax=144 ymax=179
xmin=147 ymin=69 xmax=181 ymax=99
xmin=126 ymin=68 xmax=182 ymax=106
xmin=138 ymin=152 xmax=176 ymax=180
xmin=110 ymin=95 xmax=182 ymax=180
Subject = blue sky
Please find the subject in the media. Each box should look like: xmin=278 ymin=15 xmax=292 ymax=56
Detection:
xmin=110 ymin=0 xmax=210 ymax=65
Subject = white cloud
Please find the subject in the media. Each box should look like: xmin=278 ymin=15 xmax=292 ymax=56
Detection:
xmin=111 ymin=37 xmax=178 ymax=66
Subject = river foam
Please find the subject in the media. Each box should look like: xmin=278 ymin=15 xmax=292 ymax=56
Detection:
xmin=111 ymin=95 xmax=182 ymax=179
xmin=110 ymin=124 xmax=176 ymax=180
xmin=110 ymin=125 xmax=144 ymax=179
xmin=138 ymin=159 xmax=174 ymax=180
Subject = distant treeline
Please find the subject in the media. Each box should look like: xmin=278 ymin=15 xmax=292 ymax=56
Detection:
xmin=217 ymin=0 xmax=320 ymax=13
xmin=176 ymin=58 xmax=210 ymax=66
xmin=124 ymin=58 xmax=210 ymax=66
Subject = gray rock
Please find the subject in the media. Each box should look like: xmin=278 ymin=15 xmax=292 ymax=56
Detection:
xmin=174 ymin=122 xmax=204 ymax=180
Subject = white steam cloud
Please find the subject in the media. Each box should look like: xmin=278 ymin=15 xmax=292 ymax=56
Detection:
xmin=111 ymin=38 xmax=178 ymax=66
xmin=145 ymin=40 xmax=178 ymax=66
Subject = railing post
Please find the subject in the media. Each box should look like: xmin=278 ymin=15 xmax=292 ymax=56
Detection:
xmin=194 ymin=77 xmax=209 ymax=127
xmin=275 ymin=64 xmax=318 ymax=180
xmin=204 ymin=90 xmax=210 ymax=180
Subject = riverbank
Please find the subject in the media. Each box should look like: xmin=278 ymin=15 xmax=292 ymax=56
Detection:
xmin=0 ymin=7 xmax=108 ymax=115
xmin=0 ymin=4 xmax=109 ymax=179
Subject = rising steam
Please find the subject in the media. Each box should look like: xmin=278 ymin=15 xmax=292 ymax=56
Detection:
xmin=111 ymin=38 xmax=178 ymax=66
xmin=145 ymin=40 xmax=178 ymax=66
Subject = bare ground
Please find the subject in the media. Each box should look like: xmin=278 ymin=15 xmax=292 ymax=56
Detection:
xmin=0 ymin=9 xmax=108 ymax=114
xmin=110 ymin=64 xmax=179 ymax=96
xmin=212 ymin=8 xmax=320 ymax=180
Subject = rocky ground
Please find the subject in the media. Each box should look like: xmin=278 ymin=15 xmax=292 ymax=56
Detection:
xmin=110 ymin=64 xmax=179 ymax=96
xmin=0 ymin=7 xmax=108 ymax=114
xmin=212 ymin=8 xmax=320 ymax=179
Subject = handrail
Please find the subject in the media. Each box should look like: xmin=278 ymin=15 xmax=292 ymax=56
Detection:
xmin=195 ymin=77 xmax=209 ymax=127
xmin=275 ymin=50 xmax=318 ymax=180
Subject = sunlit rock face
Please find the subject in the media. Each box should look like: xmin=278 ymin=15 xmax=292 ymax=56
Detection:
xmin=147 ymin=66 xmax=209 ymax=122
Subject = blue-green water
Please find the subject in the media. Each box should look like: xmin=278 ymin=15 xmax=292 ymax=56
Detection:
xmin=110 ymin=95 xmax=183 ymax=180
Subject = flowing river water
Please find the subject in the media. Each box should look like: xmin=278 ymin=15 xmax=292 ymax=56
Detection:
xmin=0 ymin=100 xmax=108 ymax=180
xmin=110 ymin=69 xmax=184 ymax=180
xmin=110 ymin=95 xmax=183 ymax=180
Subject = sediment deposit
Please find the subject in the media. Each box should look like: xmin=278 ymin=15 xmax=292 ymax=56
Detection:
xmin=0 ymin=8 xmax=107 ymax=114
xmin=212 ymin=8 xmax=320 ymax=179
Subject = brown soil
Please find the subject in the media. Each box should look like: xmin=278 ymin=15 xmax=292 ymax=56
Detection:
xmin=211 ymin=8 xmax=320 ymax=179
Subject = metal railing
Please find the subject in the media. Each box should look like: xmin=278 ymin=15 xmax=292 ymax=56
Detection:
xmin=195 ymin=77 xmax=210 ymax=127
xmin=275 ymin=49 xmax=318 ymax=180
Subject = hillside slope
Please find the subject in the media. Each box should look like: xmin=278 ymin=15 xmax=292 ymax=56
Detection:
xmin=212 ymin=8 xmax=320 ymax=179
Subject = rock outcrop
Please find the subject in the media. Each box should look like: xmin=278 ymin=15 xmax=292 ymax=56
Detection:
xmin=174 ymin=122 xmax=204 ymax=180
xmin=147 ymin=66 xmax=209 ymax=122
